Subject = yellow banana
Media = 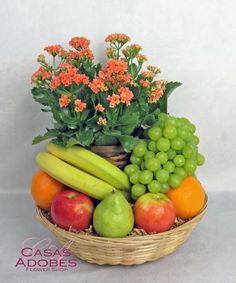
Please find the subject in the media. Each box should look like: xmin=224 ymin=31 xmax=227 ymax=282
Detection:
xmin=47 ymin=143 xmax=130 ymax=190
xmin=36 ymin=152 xmax=115 ymax=200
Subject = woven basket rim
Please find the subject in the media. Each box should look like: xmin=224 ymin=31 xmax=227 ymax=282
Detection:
xmin=36 ymin=194 xmax=208 ymax=242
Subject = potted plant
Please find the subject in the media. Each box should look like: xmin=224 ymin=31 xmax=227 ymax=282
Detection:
xmin=31 ymin=33 xmax=181 ymax=154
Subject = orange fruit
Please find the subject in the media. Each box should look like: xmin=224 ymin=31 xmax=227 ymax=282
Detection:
xmin=31 ymin=170 xmax=65 ymax=211
xmin=167 ymin=176 xmax=205 ymax=219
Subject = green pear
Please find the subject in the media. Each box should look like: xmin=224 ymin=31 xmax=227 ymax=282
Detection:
xmin=93 ymin=191 xmax=134 ymax=237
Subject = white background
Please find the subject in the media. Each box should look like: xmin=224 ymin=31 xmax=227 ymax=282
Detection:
xmin=0 ymin=0 xmax=236 ymax=192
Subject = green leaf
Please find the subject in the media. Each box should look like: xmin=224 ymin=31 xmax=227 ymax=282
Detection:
xmin=117 ymin=135 xmax=139 ymax=153
xmin=32 ymin=129 xmax=60 ymax=145
xmin=80 ymin=109 xmax=90 ymax=121
xmin=74 ymin=128 xmax=94 ymax=147
xmin=159 ymin=81 xmax=182 ymax=113
xmin=65 ymin=137 xmax=81 ymax=147
xmin=142 ymin=113 xmax=156 ymax=126
xmin=31 ymin=87 xmax=50 ymax=106
xmin=165 ymin=81 xmax=182 ymax=98
xmin=59 ymin=108 xmax=78 ymax=129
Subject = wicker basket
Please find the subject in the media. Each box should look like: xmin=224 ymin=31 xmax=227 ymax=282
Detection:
xmin=35 ymin=145 xmax=207 ymax=265
xmin=90 ymin=145 xmax=129 ymax=169
xmin=35 ymin=197 xmax=207 ymax=265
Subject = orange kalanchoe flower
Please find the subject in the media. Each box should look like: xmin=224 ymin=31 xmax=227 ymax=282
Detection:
xmin=107 ymin=94 xmax=120 ymax=108
xmin=118 ymin=87 xmax=134 ymax=106
xmin=31 ymin=66 xmax=52 ymax=85
xmin=69 ymin=37 xmax=90 ymax=50
xmin=105 ymin=47 xmax=116 ymax=59
xmin=95 ymin=104 xmax=105 ymax=112
xmin=44 ymin=45 xmax=64 ymax=56
xmin=59 ymin=94 xmax=71 ymax=108
xmin=97 ymin=117 xmax=107 ymax=126
xmin=50 ymin=69 xmax=89 ymax=89
xmin=67 ymin=49 xmax=94 ymax=61
xmin=105 ymin=33 xmax=130 ymax=44
xmin=147 ymin=65 xmax=161 ymax=74
xmin=141 ymin=71 xmax=155 ymax=79
xmin=97 ymin=59 xmax=132 ymax=87
xmin=89 ymin=78 xmax=108 ymax=94
xmin=122 ymin=44 xmax=142 ymax=58
xmin=37 ymin=54 xmax=46 ymax=63
xmin=136 ymin=54 xmax=147 ymax=63
xmin=140 ymin=79 xmax=150 ymax=88
xmin=74 ymin=99 xmax=87 ymax=112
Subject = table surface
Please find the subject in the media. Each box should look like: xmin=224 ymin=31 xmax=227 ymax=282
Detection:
xmin=0 ymin=191 xmax=235 ymax=283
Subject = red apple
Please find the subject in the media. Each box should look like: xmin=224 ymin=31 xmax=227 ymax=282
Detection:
xmin=134 ymin=193 xmax=176 ymax=233
xmin=51 ymin=190 xmax=94 ymax=231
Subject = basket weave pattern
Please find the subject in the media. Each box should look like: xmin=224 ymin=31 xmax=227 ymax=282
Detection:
xmin=36 ymin=200 xmax=207 ymax=265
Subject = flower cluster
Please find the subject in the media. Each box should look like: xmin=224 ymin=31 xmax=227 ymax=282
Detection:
xmin=89 ymin=59 xmax=131 ymax=93
xmin=105 ymin=33 xmax=130 ymax=44
xmin=31 ymin=33 xmax=179 ymax=150
xmin=44 ymin=45 xmax=64 ymax=56
xmin=31 ymin=66 xmax=52 ymax=86
xmin=50 ymin=68 xmax=89 ymax=89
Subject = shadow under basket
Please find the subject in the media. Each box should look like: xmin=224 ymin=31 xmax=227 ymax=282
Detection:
xmin=35 ymin=197 xmax=207 ymax=266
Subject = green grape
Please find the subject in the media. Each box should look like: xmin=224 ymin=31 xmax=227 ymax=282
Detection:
xmin=129 ymin=171 xmax=141 ymax=184
xmin=133 ymin=143 xmax=147 ymax=157
xmin=192 ymin=136 xmax=200 ymax=145
xmin=167 ymin=149 xmax=176 ymax=160
xmin=155 ymin=169 xmax=169 ymax=183
xmin=156 ymin=152 xmax=168 ymax=164
xmin=184 ymin=159 xmax=197 ymax=174
xmin=163 ymin=126 xmax=177 ymax=139
xmin=182 ymin=123 xmax=190 ymax=131
xmin=148 ymin=140 xmax=158 ymax=153
xmin=173 ymin=155 xmax=186 ymax=167
xmin=131 ymin=184 xmax=146 ymax=199
xmin=147 ymin=180 xmax=162 ymax=193
xmin=189 ymin=123 xmax=196 ymax=133
xmin=181 ymin=117 xmax=190 ymax=124
xmin=158 ymin=113 xmax=168 ymax=124
xmin=176 ymin=118 xmax=184 ymax=128
xmin=171 ymin=137 xmax=185 ymax=150
xmin=156 ymin=137 xmax=171 ymax=152
xmin=182 ymin=146 xmax=193 ymax=159
xmin=197 ymin=153 xmax=205 ymax=166
xmin=148 ymin=127 xmax=162 ymax=141
xmin=130 ymin=154 xmax=142 ymax=165
xmin=152 ymin=121 xmax=160 ymax=128
xmin=177 ymin=128 xmax=188 ymax=140
xmin=185 ymin=131 xmax=194 ymax=142
xmin=140 ymin=161 xmax=146 ymax=170
xmin=145 ymin=158 xmax=161 ymax=171
xmin=139 ymin=170 xmax=153 ymax=185
xmin=174 ymin=167 xmax=187 ymax=179
xmin=163 ymin=161 xmax=175 ymax=173
xmin=160 ymin=183 xmax=170 ymax=193
xmin=144 ymin=151 xmax=156 ymax=161
xmin=124 ymin=164 xmax=139 ymax=176
xmin=138 ymin=139 xmax=148 ymax=146
xmin=168 ymin=174 xmax=182 ymax=188
xmin=165 ymin=117 xmax=177 ymax=127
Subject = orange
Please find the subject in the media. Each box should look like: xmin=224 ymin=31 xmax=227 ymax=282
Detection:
xmin=167 ymin=176 xmax=205 ymax=219
xmin=31 ymin=170 xmax=65 ymax=211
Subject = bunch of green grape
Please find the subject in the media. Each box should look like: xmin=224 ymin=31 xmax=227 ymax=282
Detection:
xmin=124 ymin=113 xmax=205 ymax=201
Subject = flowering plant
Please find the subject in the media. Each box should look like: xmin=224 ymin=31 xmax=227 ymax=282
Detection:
xmin=31 ymin=33 xmax=181 ymax=152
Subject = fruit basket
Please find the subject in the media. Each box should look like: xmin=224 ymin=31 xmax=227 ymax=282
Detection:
xmin=30 ymin=33 xmax=208 ymax=266
xmin=36 ymin=196 xmax=207 ymax=265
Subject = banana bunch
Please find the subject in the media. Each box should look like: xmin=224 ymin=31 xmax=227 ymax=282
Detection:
xmin=36 ymin=144 xmax=130 ymax=200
